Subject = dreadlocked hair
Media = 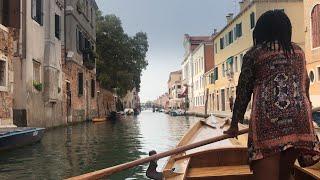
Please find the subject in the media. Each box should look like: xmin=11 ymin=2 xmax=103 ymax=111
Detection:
xmin=253 ymin=10 xmax=294 ymax=56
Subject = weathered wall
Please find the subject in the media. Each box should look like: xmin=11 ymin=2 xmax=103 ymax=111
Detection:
xmin=0 ymin=27 xmax=15 ymax=124
xmin=62 ymin=61 xmax=97 ymax=123
xmin=13 ymin=0 xmax=65 ymax=128
xmin=96 ymin=83 xmax=116 ymax=117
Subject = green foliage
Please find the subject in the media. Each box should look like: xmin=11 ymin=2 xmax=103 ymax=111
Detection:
xmin=33 ymin=81 xmax=43 ymax=91
xmin=96 ymin=12 xmax=149 ymax=97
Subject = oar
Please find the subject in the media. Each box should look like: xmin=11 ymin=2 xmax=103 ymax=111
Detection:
xmin=66 ymin=128 xmax=249 ymax=180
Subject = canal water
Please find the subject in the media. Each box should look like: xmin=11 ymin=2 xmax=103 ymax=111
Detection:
xmin=0 ymin=111 xmax=202 ymax=180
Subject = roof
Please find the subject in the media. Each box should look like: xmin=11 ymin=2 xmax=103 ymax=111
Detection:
xmin=169 ymin=70 xmax=182 ymax=75
xmin=212 ymin=1 xmax=255 ymax=41
xmin=185 ymin=34 xmax=211 ymax=44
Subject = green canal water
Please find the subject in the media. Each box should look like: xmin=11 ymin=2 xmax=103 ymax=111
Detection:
xmin=0 ymin=111 xmax=201 ymax=180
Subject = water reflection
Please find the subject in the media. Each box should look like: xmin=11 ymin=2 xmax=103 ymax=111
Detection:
xmin=0 ymin=111 xmax=201 ymax=180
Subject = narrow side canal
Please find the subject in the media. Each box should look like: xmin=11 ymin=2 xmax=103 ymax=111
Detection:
xmin=0 ymin=111 xmax=202 ymax=179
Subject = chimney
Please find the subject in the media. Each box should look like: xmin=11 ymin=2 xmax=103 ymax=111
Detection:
xmin=213 ymin=29 xmax=218 ymax=35
xmin=239 ymin=1 xmax=244 ymax=11
xmin=226 ymin=13 xmax=234 ymax=24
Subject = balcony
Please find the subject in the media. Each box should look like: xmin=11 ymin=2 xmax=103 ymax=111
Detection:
xmin=82 ymin=49 xmax=96 ymax=70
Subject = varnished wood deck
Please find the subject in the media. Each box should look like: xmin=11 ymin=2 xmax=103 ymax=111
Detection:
xmin=162 ymin=116 xmax=320 ymax=180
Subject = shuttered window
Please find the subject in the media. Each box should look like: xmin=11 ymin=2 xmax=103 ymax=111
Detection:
xmin=250 ymin=12 xmax=255 ymax=29
xmin=312 ymin=5 xmax=320 ymax=48
xmin=55 ymin=14 xmax=61 ymax=39
xmin=229 ymin=30 xmax=233 ymax=44
xmin=78 ymin=73 xmax=83 ymax=96
xmin=236 ymin=23 xmax=242 ymax=38
xmin=214 ymin=67 xmax=219 ymax=81
xmin=220 ymin=37 xmax=224 ymax=50
xmin=31 ymin=0 xmax=43 ymax=25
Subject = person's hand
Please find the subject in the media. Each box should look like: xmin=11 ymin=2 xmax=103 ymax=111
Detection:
xmin=223 ymin=124 xmax=239 ymax=138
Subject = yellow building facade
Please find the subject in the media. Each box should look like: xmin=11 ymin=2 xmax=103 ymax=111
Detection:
xmin=208 ymin=0 xmax=305 ymax=113
xmin=304 ymin=0 xmax=320 ymax=107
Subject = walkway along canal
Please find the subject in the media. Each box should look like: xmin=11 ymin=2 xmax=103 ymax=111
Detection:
xmin=0 ymin=111 xmax=201 ymax=179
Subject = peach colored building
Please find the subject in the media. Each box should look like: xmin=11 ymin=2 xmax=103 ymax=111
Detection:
xmin=304 ymin=0 xmax=320 ymax=107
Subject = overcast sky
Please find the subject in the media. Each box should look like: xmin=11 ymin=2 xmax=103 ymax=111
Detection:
xmin=96 ymin=0 xmax=240 ymax=102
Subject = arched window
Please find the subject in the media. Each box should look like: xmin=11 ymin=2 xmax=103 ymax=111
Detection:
xmin=311 ymin=4 xmax=320 ymax=48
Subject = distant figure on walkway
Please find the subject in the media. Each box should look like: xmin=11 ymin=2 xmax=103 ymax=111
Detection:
xmin=224 ymin=10 xmax=320 ymax=180
xmin=229 ymin=96 xmax=234 ymax=112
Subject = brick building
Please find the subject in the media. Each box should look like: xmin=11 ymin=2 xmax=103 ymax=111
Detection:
xmin=63 ymin=0 xmax=98 ymax=123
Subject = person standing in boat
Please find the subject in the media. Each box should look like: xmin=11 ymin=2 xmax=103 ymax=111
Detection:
xmin=224 ymin=10 xmax=320 ymax=180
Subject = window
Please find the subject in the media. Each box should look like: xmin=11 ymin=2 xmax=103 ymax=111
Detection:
xmin=309 ymin=70 xmax=315 ymax=83
xmin=214 ymin=67 xmax=219 ymax=81
xmin=55 ymin=14 xmax=61 ymax=39
xmin=317 ymin=67 xmax=320 ymax=82
xmin=78 ymin=72 xmax=84 ymax=96
xmin=236 ymin=23 xmax=242 ymax=38
xmin=0 ymin=59 xmax=7 ymax=89
xmin=233 ymin=27 xmax=237 ymax=41
xmin=234 ymin=56 xmax=238 ymax=72
xmin=250 ymin=12 xmax=255 ymax=29
xmin=91 ymin=79 xmax=95 ymax=98
xmin=222 ymin=64 xmax=225 ymax=77
xmin=228 ymin=30 xmax=233 ymax=44
xmin=177 ymin=85 xmax=181 ymax=89
xmin=91 ymin=8 xmax=93 ymax=23
xmin=33 ymin=60 xmax=41 ymax=83
xmin=220 ymin=37 xmax=224 ymax=49
xmin=31 ymin=0 xmax=43 ymax=25
xmin=77 ymin=29 xmax=87 ymax=53
xmin=312 ymin=5 xmax=320 ymax=48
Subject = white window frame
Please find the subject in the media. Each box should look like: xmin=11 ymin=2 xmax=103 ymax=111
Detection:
xmin=0 ymin=54 xmax=8 ymax=92
xmin=33 ymin=59 xmax=42 ymax=83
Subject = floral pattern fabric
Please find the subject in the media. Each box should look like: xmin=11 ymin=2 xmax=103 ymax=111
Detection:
xmin=232 ymin=43 xmax=320 ymax=167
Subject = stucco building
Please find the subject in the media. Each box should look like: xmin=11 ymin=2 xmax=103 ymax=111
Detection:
xmin=10 ymin=0 xmax=65 ymax=127
xmin=168 ymin=70 xmax=183 ymax=109
xmin=191 ymin=42 xmax=214 ymax=113
xmin=181 ymin=35 xmax=211 ymax=110
xmin=122 ymin=87 xmax=140 ymax=110
xmin=63 ymin=0 xmax=98 ymax=123
xmin=210 ymin=0 xmax=305 ymax=113
xmin=304 ymin=0 xmax=320 ymax=107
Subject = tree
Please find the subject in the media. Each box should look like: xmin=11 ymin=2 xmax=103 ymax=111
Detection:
xmin=96 ymin=12 xmax=148 ymax=97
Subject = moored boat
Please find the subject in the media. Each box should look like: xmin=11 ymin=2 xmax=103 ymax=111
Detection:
xmin=92 ymin=117 xmax=106 ymax=123
xmin=0 ymin=127 xmax=45 ymax=151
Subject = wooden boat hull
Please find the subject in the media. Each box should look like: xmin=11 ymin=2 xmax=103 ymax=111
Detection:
xmin=92 ymin=118 xmax=106 ymax=122
xmin=0 ymin=127 xmax=45 ymax=151
xmin=161 ymin=117 xmax=320 ymax=180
